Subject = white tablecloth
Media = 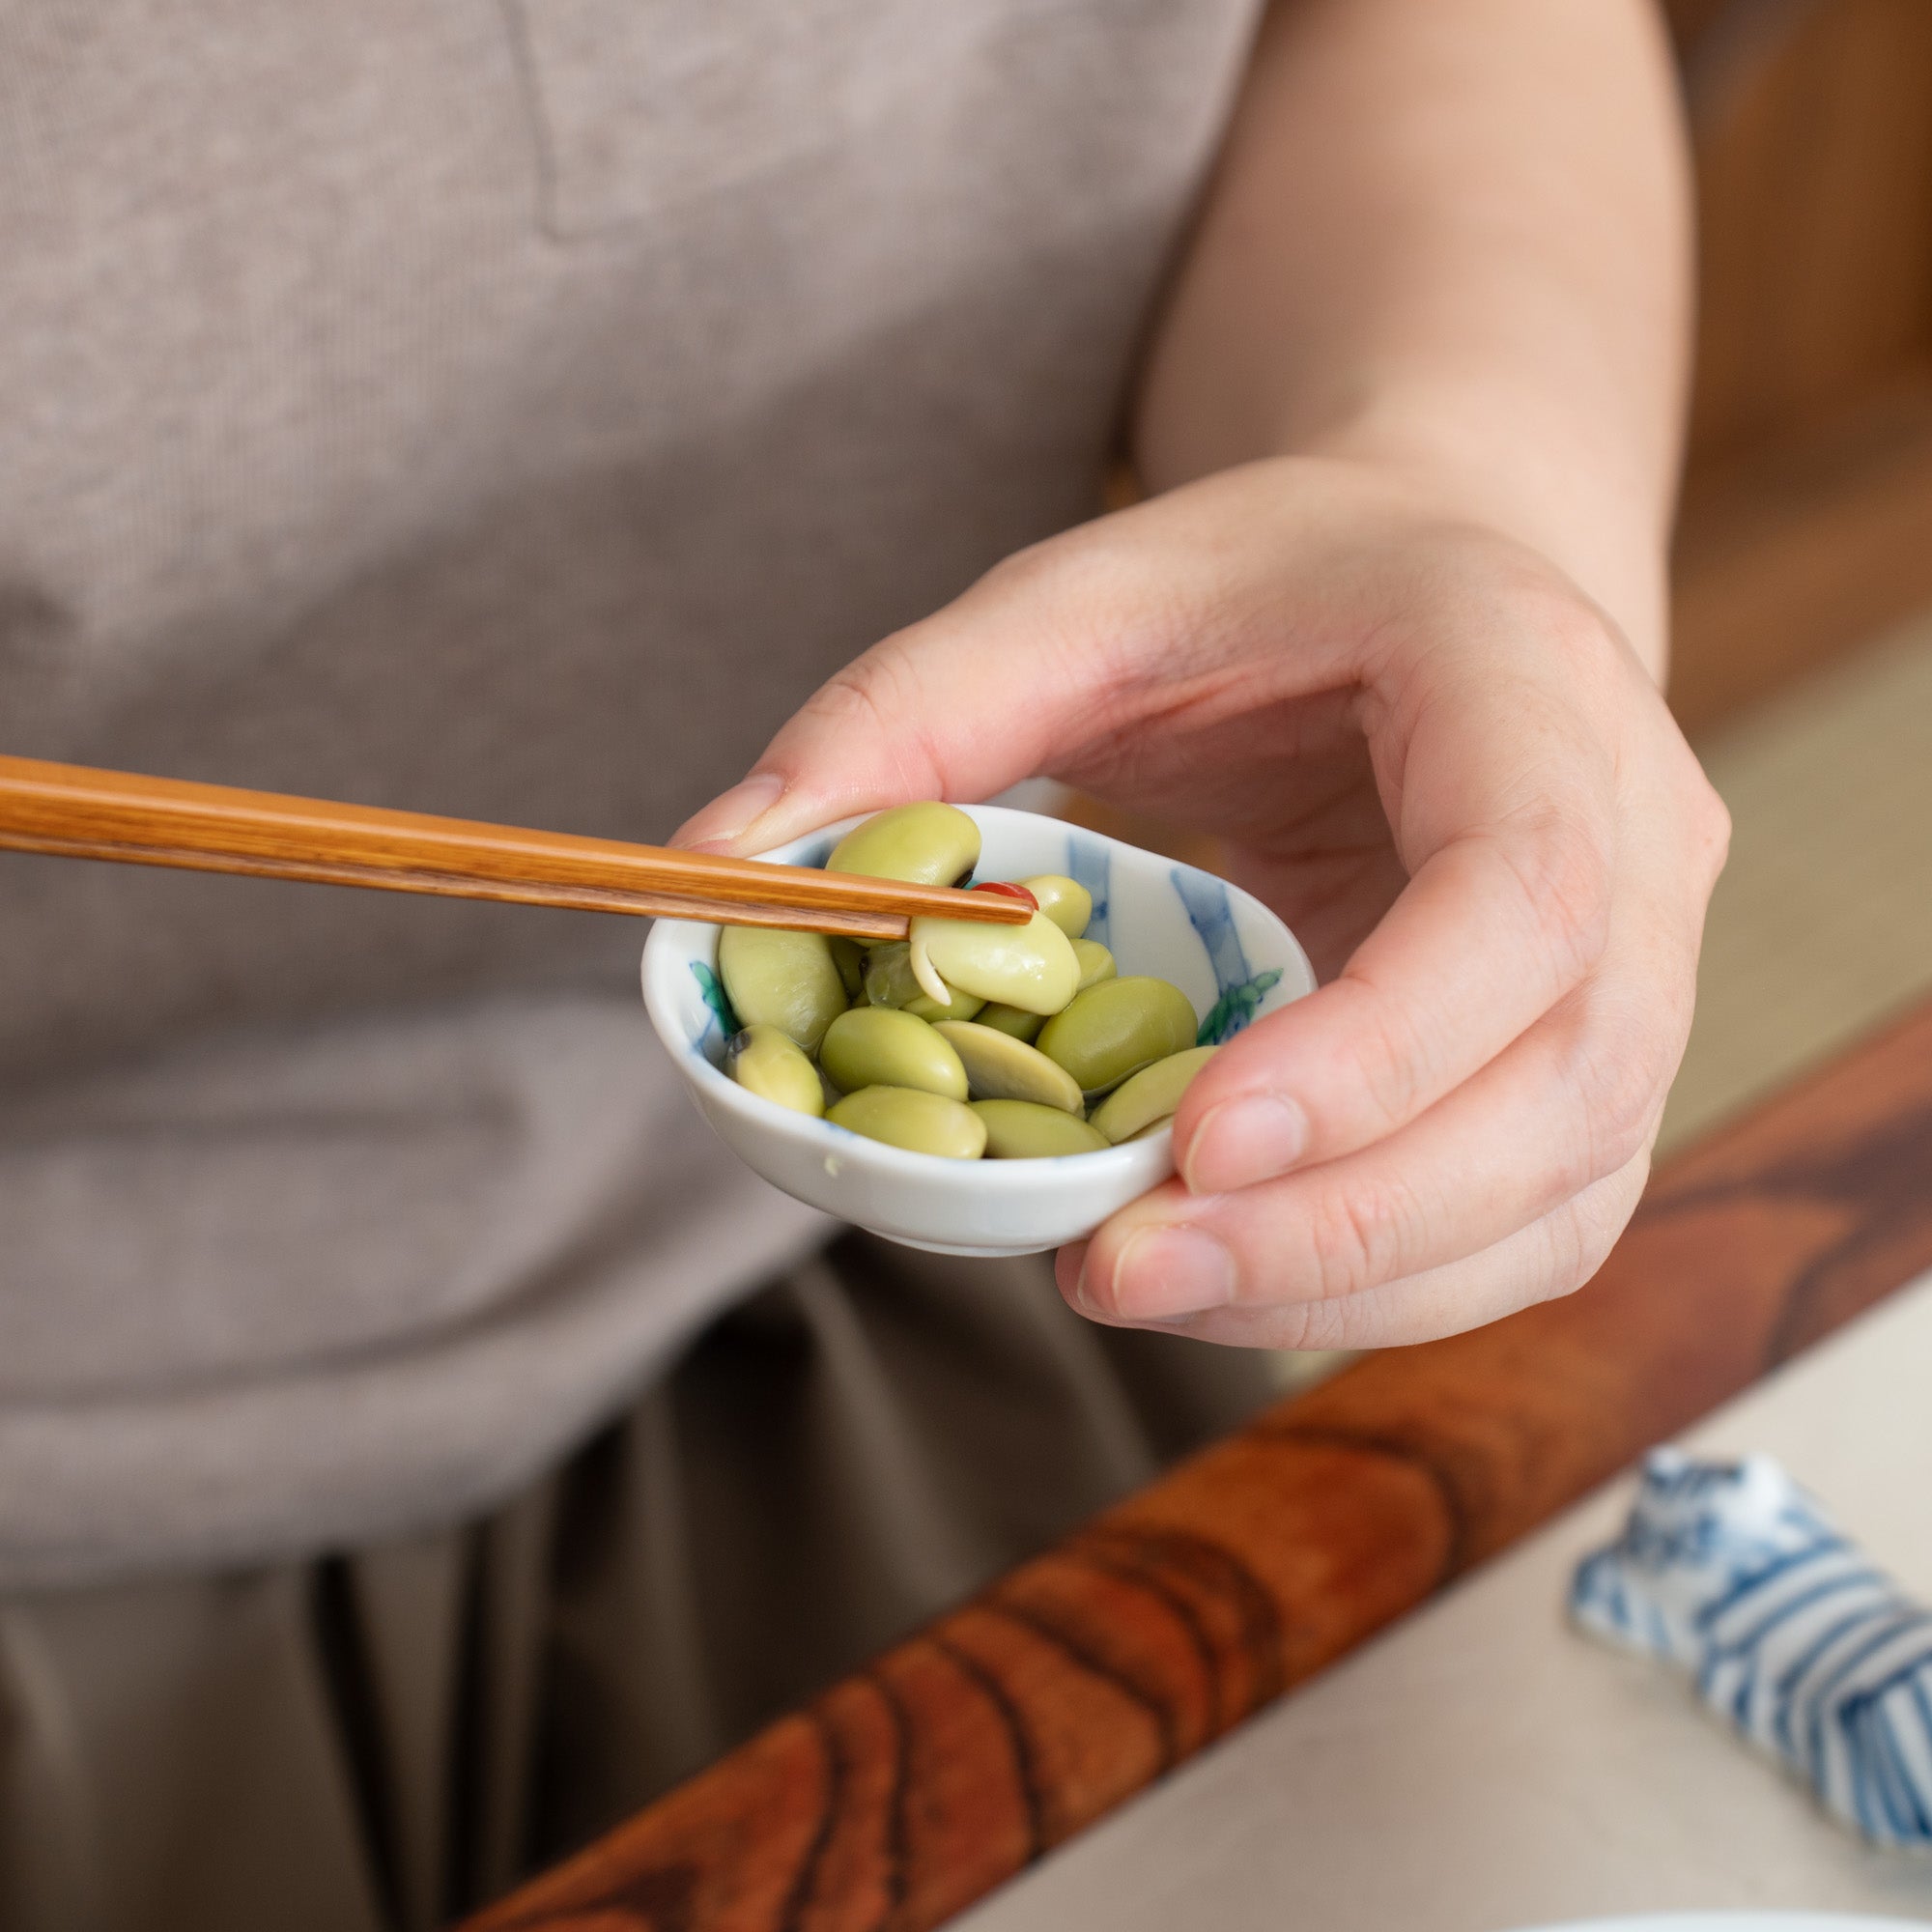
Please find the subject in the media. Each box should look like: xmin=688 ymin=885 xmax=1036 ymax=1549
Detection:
xmin=960 ymin=1275 xmax=1932 ymax=1932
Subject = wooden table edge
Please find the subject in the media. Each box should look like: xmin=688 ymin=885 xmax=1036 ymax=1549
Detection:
xmin=466 ymin=997 xmax=1932 ymax=1932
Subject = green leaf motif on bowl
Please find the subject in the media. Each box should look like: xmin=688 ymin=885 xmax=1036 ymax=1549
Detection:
xmin=1197 ymin=967 xmax=1282 ymax=1046
xmin=690 ymin=960 xmax=740 ymax=1042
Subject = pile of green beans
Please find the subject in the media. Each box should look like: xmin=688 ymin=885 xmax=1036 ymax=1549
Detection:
xmin=716 ymin=804 xmax=1217 ymax=1159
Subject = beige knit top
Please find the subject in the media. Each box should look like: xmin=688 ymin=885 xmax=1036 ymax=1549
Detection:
xmin=0 ymin=0 xmax=1259 ymax=1584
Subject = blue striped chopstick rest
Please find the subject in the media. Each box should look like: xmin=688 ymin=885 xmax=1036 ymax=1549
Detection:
xmin=1572 ymin=1448 xmax=1932 ymax=1850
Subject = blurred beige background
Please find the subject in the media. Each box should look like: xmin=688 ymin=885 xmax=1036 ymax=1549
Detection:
xmin=1662 ymin=611 xmax=1932 ymax=1151
xmin=1658 ymin=0 xmax=1932 ymax=1144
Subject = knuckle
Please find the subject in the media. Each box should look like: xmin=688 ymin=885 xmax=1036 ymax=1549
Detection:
xmin=1523 ymin=579 xmax=1619 ymax=663
xmin=1689 ymin=772 xmax=1732 ymax=891
xmin=1533 ymin=1241 xmax=1598 ymax=1310
xmin=1484 ymin=564 xmax=1630 ymax=693
xmin=1336 ymin=978 xmax=1435 ymax=1136
xmin=1653 ymin=725 xmax=1733 ymax=892
xmin=1573 ymin=1009 xmax=1672 ymax=1180
xmin=1590 ymin=1089 xmax=1661 ymax=1185
xmin=811 ymin=648 xmax=906 ymax=728
xmin=806 ymin=643 xmax=946 ymax=789
xmin=1286 ymin=1295 xmax=1354 ymax=1351
xmin=980 ymin=533 xmax=1067 ymax=603
xmin=1302 ymin=1171 xmax=1421 ymax=1302
xmin=1416 ymin=533 xmax=1573 ymax=627
xmin=1556 ymin=1156 xmax=1650 ymax=1294
xmin=1501 ymin=803 xmax=1615 ymax=984
xmin=976 ymin=535 xmax=1148 ymax=685
xmin=984 ymin=526 xmax=1123 ymax=616
xmin=1257 ymin=1293 xmax=1351 ymax=1352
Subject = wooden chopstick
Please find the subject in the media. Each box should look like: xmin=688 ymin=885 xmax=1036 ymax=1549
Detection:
xmin=0 ymin=755 xmax=1031 ymax=941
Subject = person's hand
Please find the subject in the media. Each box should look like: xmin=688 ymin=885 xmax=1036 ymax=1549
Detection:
xmin=674 ymin=455 xmax=1728 ymax=1348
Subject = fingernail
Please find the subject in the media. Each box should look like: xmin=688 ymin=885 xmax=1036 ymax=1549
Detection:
xmin=1181 ymin=1095 xmax=1308 ymax=1194
xmin=673 ymin=772 xmax=786 ymax=853
xmin=1055 ymin=1240 xmax=1092 ymax=1311
xmin=1106 ymin=1225 xmax=1237 ymax=1321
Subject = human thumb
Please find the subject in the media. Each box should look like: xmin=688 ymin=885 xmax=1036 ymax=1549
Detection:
xmin=669 ymin=558 xmax=1111 ymax=855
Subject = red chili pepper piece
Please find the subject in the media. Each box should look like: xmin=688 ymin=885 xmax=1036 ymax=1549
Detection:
xmin=970 ymin=880 xmax=1039 ymax=912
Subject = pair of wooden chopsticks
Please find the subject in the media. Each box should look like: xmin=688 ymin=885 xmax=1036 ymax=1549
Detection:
xmin=0 ymin=755 xmax=1029 ymax=941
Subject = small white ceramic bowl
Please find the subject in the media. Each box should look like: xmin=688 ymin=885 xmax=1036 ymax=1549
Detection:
xmin=640 ymin=805 xmax=1316 ymax=1257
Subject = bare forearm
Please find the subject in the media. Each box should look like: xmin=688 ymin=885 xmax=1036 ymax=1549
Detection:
xmin=1136 ymin=0 xmax=1690 ymax=675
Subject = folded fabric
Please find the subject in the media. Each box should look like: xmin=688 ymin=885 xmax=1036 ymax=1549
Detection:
xmin=1572 ymin=1448 xmax=1932 ymax=1849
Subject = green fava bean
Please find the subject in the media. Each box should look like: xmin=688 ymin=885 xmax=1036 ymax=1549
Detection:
xmin=904 ymin=997 xmax=989 ymax=1028
xmin=828 ymin=803 xmax=980 ymax=886
xmin=820 ymin=1009 xmax=968 ymax=1101
xmin=905 ymin=987 xmax=985 ymax=1024
xmin=932 ymin=1021 xmax=1083 ymax=1114
xmin=862 ymin=942 xmax=985 ymax=1022
xmin=829 ymin=1087 xmax=987 ymax=1159
xmin=907 ymin=908 xmax=1080 ymax=1015
xmin=1089 ymin=1044 xmax=1219 ymax=1144
xmin=724 ymin=1024 xmax=826 ymax=1118
xmin=829 ymin=936 xmax=868 ymax=1002
xmin=863 ymin=945 xmax=914 ymax=1009
xmin=717 ymin=924 xmax=847 ymax=1054
xmin=974 ymin=1003 xmax=1045 ymax=1043
xmin=1018 ymin=874 xmax=1092 ymax=940
xmin=972 ymin=1099 xmax=1108 ymax=1158
xmin=1071 ymin=938 xmax=1116 ymax=992
xmin=1037 ymin=976 xmax=1198 ymax=1098
xmin=913 ymin=992 xmax=985 ymax=1025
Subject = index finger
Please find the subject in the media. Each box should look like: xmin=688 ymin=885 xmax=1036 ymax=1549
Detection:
xmin=1177 ymin=596 xmax=1626 ymax=1195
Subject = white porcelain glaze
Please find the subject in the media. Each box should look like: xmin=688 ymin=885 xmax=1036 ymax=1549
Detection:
xmin=640 ymin=805 xmax=1316 ymax=1257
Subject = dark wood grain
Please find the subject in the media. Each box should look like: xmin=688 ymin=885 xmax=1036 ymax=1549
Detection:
xmin=1677 ymin=0 xmax=1932 ymax=468
xmin=1669 ymin=379 xmax=1932 ymax=732
xmin=0 ymin=755 xmax=1032 ymax=941
xmin=1662 ymin=0 xmax=1932 ymax=728
xmin=466 ymin=1000 xmax=1932 ymax=1932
